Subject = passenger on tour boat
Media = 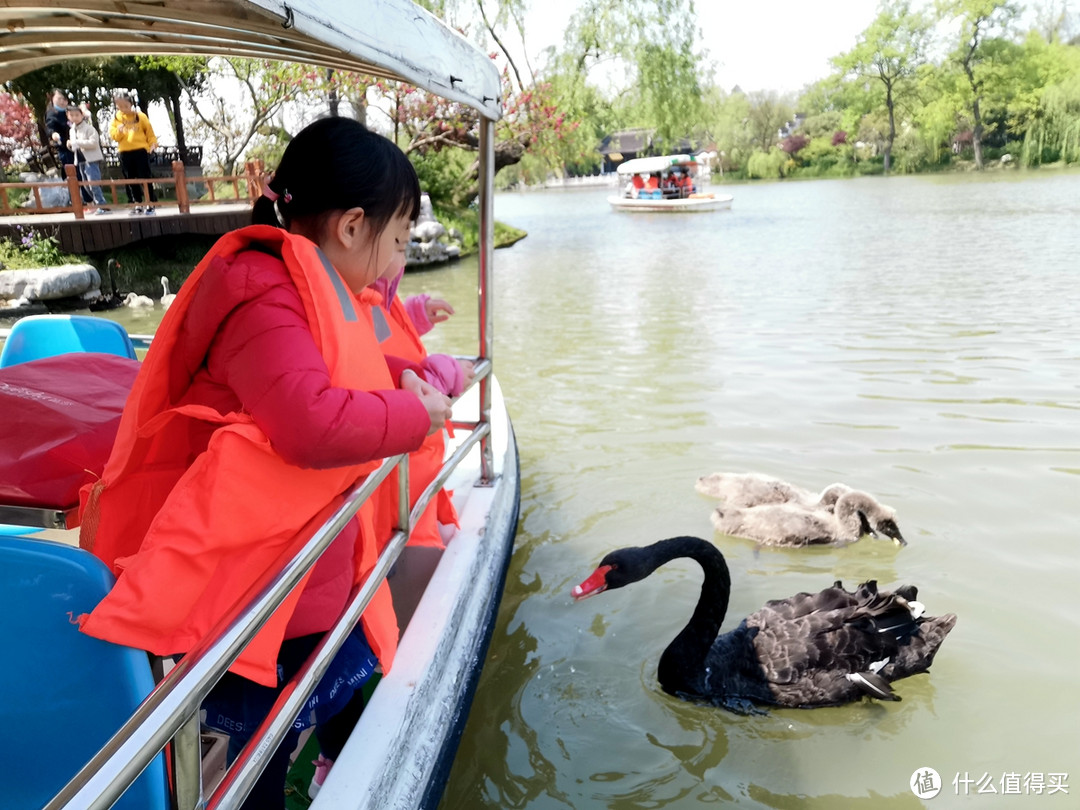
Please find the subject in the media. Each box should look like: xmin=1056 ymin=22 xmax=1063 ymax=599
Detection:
xmin=678 ymin=170 xmax=696 ymax=195
xmin=76 ymin=117 xmax=452 ymax=810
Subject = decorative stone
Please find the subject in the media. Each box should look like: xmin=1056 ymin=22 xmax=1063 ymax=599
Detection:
xmin=406 ymin=192 xmax=459 ymax=267
xmin=18 ymin=172 xmax=71 ymax=209
xmin=0 ymin=264 xmax=101 ymax=300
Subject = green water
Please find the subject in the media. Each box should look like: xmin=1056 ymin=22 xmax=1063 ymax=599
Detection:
xmin=410 ymin=172 xmax=1080 ymax=809
xmin=96 ymin=172 xmax=1079 ymax=808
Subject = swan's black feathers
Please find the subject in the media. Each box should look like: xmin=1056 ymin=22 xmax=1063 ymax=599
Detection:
xmin=579 ymin=536 xmax=956 ymax=711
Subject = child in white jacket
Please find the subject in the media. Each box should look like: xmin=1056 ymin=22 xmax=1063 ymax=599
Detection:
xmin=66 ymin=105 xmax=109 ymax=210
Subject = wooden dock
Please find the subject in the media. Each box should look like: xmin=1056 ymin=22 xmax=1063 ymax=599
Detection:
xmin=0 ymin=203 xmax=253 ymax=255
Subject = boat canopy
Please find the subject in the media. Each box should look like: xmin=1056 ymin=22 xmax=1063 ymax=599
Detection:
xmin=0 ymin=0 xmax=502 ymax=117
xmin=615 ymin=154 xmax=698 ymax=175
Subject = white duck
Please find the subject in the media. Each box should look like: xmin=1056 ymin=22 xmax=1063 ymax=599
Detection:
xmin=160 ymin=276 xmax=176 ymax=310
xmin=123 ymin=291 xmax=155 ymax=308
xmin=710 ymin=490 xmax=906 ymax=548
xmin=696 ymin=472 xmax=852 ymax=511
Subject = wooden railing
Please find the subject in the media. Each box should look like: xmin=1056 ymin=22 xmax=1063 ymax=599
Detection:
xmin=0 ymin=160 xmax=267 ymax=219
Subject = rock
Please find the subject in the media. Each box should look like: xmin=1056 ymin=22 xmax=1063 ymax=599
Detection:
xmin=18 ymin=172 xmax=71 ymax=209
xmin=405 ymin=191 xmax=458 ymax=267
xmin=412 ymin=220 xmax=446 ymax=243
xmin=0 ymin=264 xmax=101 ymax=300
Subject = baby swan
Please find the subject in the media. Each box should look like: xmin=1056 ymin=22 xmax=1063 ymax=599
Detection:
xmin=123 ymin=291 xmax=154 ymax=308
xmin=711 ymin=490 xmax=906 ymax=547
xmin=572 ymin=536 xmax=954 ymax=711
xmin=696 ymin=472 xmax=851 ymax=512
xmin=159 ymin=276 xmax=176 ymax=310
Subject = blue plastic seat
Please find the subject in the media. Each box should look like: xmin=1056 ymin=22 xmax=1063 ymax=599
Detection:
xmin=0 ymin=537 xmax=168 ymax=809
xmin=0 ymin=314 xmax=136 ymax=368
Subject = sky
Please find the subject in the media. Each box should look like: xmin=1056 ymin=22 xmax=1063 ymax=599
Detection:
xmin=520 ymin=0 xmax=887 ymax=94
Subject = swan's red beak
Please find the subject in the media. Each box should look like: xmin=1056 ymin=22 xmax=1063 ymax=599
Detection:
xmin=572 ymin=565 xmax=613 ymax=601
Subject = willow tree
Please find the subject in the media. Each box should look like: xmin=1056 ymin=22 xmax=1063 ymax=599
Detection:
xmin=833 ymin=1 xmax=931 ymax=173
xmin=556 ymin=0 xmax=706 ymax=147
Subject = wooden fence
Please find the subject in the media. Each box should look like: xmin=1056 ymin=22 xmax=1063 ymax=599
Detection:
xmin=0 ymin=161 xmax=267 ymax=219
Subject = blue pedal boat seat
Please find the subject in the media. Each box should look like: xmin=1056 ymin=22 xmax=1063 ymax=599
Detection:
xmin=0 ymin=537 xmax=168 ymax=809
xmin=0 ymin=314 xmax=136 ymax=368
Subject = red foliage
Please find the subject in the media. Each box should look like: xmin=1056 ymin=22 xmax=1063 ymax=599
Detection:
xmin=374 ymin=54 xmax=575 ymax=168
xmin=780 ymin=134 xmax=810 ymax=156
xmin=0 ymin=93 xmax=39 ymax=167
xmin=831 ymin=130 xmax=848 ymax=146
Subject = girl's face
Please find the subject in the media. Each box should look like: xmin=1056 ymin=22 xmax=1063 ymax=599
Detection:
xmin=325 ymin=210 xmax=412 ymax=293
xmin=66 ymin=109 xmax=84 ymax=124
xmin=115 ymin=97 xmax=133 ymax=114
xmin=53 ymin=92 xmax=68 ymax=109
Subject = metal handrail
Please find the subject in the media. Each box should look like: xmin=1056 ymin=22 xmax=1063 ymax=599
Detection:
xmin=211 ymin=421 xmax=490 ymax=809
xmin=45 ymin=364 xmax=493 ymax=809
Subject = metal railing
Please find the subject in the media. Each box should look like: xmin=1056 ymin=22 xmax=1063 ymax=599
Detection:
xmin=44 ymin=359 xmax=493 ymax=810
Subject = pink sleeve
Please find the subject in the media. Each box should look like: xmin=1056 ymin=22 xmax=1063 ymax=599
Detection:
xmin=211 ymin=261 xmax=430 ymax=468
xmin=420 ymin=353 xmax=465 ymax=397
xmin=404 ymin=294 xmax=434 ymax=336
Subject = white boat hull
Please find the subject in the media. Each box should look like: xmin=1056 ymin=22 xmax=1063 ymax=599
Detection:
xmin=608 ymin=194 xmax=733 ymax=212
xmin=312 ymin=377 xmax=520 ymax=810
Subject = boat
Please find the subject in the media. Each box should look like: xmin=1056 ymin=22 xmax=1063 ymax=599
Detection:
xmin=0 ymin=2 xmax=519 ymax=809
xmin=608 ymin=154 xmax=734 ymax=212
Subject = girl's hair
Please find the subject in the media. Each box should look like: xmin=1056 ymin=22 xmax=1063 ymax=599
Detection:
xmin=252 ymin=117 xmax=421 ymax=237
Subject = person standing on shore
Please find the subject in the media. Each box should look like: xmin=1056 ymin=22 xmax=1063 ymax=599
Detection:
xmin=108 ymin=93 xmax=158 ymax=214
xmin=44 ymin=89 xmax=75 ymax=171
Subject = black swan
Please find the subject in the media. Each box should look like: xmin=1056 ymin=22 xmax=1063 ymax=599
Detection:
xmin=696 ymin=472 xmax=852 ymax=511
xmin=710 ymin=490 xmax=906 ymax=547
xmin=572 ymin=536 xmax=953 ymax=711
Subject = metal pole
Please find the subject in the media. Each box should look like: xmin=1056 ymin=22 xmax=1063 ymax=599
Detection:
xmin=477 ymin=116 xmax=495 ymax=485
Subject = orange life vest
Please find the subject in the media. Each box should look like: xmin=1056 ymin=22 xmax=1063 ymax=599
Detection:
xmin=366 ymin=293 xmax=459 ymax=550
xmin=78 ymin=226 xmax=400 ymax=687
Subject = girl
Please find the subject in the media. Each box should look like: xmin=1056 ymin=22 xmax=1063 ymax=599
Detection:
xmin=108 ymin=93 xmax=158 ymax=213
xmin=78 ymin=117 xmax=452 ymax=809
xmin=65 ymin=105 xmax=109 ymax=210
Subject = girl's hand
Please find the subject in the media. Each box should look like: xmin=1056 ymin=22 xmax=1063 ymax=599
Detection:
xmin=401 ymin=370 xmax=452 ymax=435
xmin=425 ymin=298 xmax=455 ymax=324
xmin=458 ymin=359 xmax=477 ymax=390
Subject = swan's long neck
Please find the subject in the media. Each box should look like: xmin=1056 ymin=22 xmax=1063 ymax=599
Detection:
xmin=652 ymin=537 xmax=731 ymax=692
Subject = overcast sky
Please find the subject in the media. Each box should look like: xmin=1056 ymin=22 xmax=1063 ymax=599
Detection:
xmin=520 ymin=0 xmax=885 ymax=93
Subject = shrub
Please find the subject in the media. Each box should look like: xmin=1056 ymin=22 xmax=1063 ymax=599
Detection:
xmin=0 ymin=225 xmax=70 ymax=269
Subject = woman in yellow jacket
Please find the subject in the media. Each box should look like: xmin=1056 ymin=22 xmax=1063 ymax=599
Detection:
xmin=109 ymin=93 xmax=159 ymax=214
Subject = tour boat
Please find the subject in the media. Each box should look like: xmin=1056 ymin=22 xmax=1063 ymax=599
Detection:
xmin=0 ymin=2 xmax=519 ymax=809
xmin=609 ymin=154 xmax=734 ymax=212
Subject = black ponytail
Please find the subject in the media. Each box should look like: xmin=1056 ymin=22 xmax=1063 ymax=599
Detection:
xmin=251 ymin=117 xmax=421 ymax=236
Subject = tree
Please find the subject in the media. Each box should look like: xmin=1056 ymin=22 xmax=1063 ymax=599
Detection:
xmin=939 ymin=0 xmax=1020 ymax=169
xmin=0 ymin=93 xmax=39 ymax=172
xmin=175 ymin=58 xmax=311 ymax=175
xmin=833 ymin=2 xmax=931 ymax=173
xmin=558 ymin=0 xmax=706 ymax=145
xmin=745 ymin=90 xmax=793 ymax=152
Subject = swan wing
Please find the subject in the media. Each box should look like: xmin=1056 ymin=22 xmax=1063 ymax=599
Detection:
xmin=741 ymin=582 xmax=955 ymax=705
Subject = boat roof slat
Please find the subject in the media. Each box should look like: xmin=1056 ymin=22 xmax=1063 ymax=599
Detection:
xmin=0 ymin=0 xmax=503 ymax=117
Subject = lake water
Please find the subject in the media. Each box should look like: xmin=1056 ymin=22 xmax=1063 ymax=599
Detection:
xmin=97 ymin=171 xmax=1079 ymax=808
xmin=406 ymin=172 xmax=1080 ymax=809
